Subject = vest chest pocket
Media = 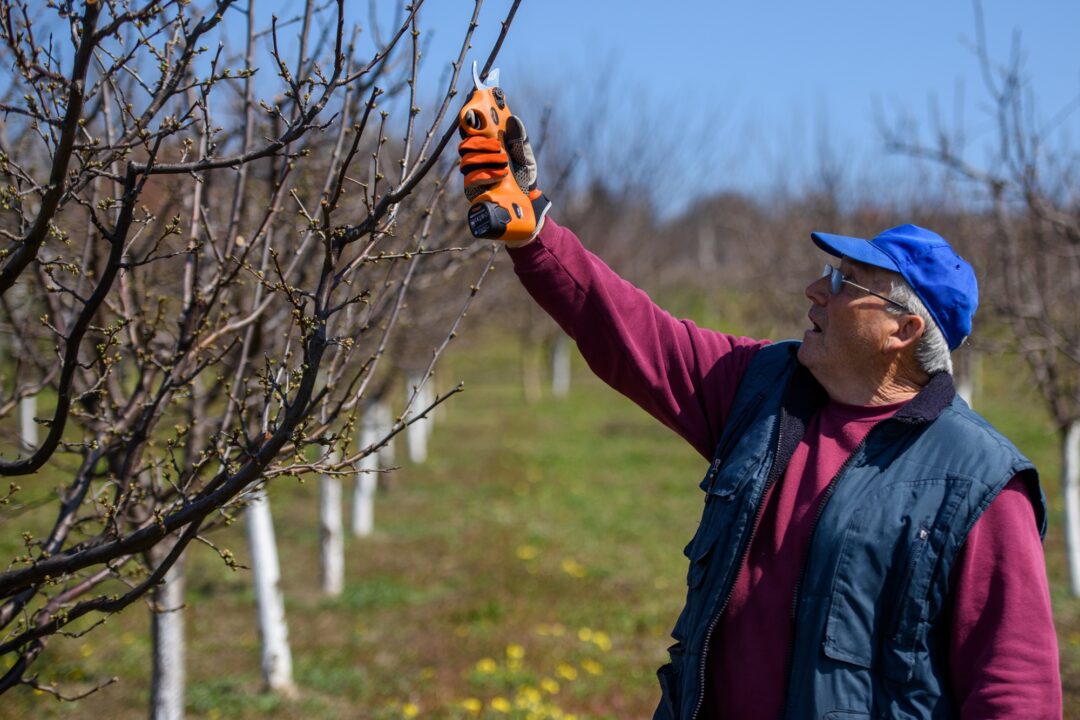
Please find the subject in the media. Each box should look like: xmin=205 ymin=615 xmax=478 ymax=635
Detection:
xmin=684 ymin=456 xmax=762 ymax=590
xmin=820 ymin=476 xmax=970 ymax=682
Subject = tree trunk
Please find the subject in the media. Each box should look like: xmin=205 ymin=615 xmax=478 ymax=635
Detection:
xmin=245 ymin=490 xmax=296 ymax=695
xmin=372 ymin=401 xmax=395 ymax=491
xmin=319 ymin=452 xmax=344 ymax=596
xmin=551 ymin=334 xmax=571 ymax=398
xmin=955 ymin=347 xmax=980 ymax=407
xmin=149 ymin=542 xmax=185 ymax=720
xmin=352 ymin=424 xmax=378 ymax=537
xmin=19 ymin=395 xmax=36 ymax=451
xmin=373 ymin=399 xmax=395 ymax=468
xmin=1064 ymin=419 xmax=1080 ymax=597
xmin=405 ymin=373 xmax=430 ymax=464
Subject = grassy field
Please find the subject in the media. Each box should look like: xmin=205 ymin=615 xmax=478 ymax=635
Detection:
xmin=0 ymin=329 xmax=1077 ymax=719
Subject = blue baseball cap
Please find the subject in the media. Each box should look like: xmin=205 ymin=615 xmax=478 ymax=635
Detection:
xmin=810 ymin=224 xmax=978 ymax=351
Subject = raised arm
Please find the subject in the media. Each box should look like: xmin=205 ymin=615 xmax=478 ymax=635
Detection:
xmin=507 ymin=219 xmax=766 ymax=459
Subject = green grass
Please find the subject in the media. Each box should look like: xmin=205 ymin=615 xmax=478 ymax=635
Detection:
xmin=0 ymin=328 xmax=1076 ymax=719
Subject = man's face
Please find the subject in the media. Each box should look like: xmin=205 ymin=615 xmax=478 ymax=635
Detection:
xmin=797 ymin=259 xmax=900 ymax=387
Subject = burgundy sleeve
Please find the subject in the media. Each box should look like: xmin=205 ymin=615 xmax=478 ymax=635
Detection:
xmin=507 ymin=218 xmax=768 ymax=459
xmin=949 ymin=476 xmax=1062 ymax=719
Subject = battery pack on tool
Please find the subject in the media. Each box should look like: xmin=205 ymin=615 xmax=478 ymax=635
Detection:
xmin=468 ymin=199 xmax=527 ymax=239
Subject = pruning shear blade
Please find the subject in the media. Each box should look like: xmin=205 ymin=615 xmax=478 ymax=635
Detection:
xmin=471 ymin=60 xmax=500 ymax=91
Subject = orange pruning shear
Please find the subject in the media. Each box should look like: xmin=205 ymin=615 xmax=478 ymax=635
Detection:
xmin=458 ymin=64 xmax=539 ymax=242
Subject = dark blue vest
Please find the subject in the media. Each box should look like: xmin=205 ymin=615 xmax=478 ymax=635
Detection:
xmin=654 ymin=342 xmax=1045 ymax=720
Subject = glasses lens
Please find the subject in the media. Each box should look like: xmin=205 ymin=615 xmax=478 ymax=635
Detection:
xmin=823 ymin=264 xmax=841 ymax=295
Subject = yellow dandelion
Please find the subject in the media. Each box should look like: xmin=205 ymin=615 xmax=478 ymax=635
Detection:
xmin=421 ymin=667 xmax=435 ymax=680
xmin=540 ymin=677 xmax=560 ymax=694
xmin=459 ymin=698 xmax=483 ymax=714
xmin=208 ymin=711 xmax=221 ymax=720
xmin=561 ymin=558 xmax=587 ymax=578
xmin=653 ymin=576 xmax=669 ymax=590
xmin=490 ymin=696 xmax=512 ymax=713
xmin=79 ymin=644 xmax=94 ymax=657
xmin=591 ymin=631 xmax=612 ymax=652
xmin=475 ymin=657 xmax=498 ymax=674
xmin=506 ymin=643 xmax=525 ymax=661
xmin=516 ymin=545 xmax=539 ymax=560
xmin=581 ymin=658 xmax=603 ymax=675
xmin=120 ymin=632 xmax=136 ymax=645
xmin=577 ymin=627 xmax=593 ymax=642
xmin=516 ymin=685 xmax=542 ymax=706
xmin=402 ymin=702 xmax=420 ymax=718
xmin=555 ymin=662 xmax=578 ymax=681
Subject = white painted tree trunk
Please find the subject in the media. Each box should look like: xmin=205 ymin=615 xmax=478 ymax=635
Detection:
xmin=19 ymin=395 xmax=37 ymax=451
xmin=552 ymin=335 xmax=571 ymax=398
xmin=955 ymin=348 xmax=980 ymax=407
xmin=245 ymin=490 xmax=295 ymax=695
xmin=372 ymin=401 xmax=394 ymax=467
xmin=405 ymin=374 xmax=430 ymax=464
xmin=149 ymin=550 xmax=185 ymax=720
xmin=1064 ymin=420 xmax=1080 ymax=597
xmin=319 ymin=452 xmax=344 ymax=596
xmin=352 ymin=425 xmax=378 ymax=537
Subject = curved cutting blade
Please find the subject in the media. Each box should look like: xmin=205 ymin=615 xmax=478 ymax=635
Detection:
xmin=472 ymin=60 xmax=500 ymax=90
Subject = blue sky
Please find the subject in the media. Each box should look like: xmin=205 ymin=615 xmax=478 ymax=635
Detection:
xmin=411 ymin=1 xmax=1080 ymax=204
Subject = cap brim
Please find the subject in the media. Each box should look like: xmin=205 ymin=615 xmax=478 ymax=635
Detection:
xmin=811 ymin=232 xmax=900 ymax=273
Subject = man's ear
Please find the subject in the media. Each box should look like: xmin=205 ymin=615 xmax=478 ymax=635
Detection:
xmin=887 ymin=313 xmax=925 ymax=353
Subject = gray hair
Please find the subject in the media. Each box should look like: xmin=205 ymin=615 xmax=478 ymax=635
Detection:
xmin=885 ymin=279 xmax=953 ymax=376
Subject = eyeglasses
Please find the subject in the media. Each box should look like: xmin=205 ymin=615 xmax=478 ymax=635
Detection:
xmin=821 ymin=264 xmax=913 ymax=314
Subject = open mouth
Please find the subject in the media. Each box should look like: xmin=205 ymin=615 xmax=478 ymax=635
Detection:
xmin=807 ymin=315 xmax=823 ymax=333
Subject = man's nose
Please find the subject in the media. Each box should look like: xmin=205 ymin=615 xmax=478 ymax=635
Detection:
xmin=806 ymin=274 xmax=830 ymax=305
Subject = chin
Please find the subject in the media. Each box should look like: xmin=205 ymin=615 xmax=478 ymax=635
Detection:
xmin=796 ymin=336 xmax=818 ymax=367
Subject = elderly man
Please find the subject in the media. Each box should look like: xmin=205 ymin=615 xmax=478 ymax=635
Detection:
xmin=458 ymin=121 xmax=1061 ymax=719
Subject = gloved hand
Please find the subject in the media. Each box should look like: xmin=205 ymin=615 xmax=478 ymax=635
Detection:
xmin=458 ymin=115 xmax=551 ymax=242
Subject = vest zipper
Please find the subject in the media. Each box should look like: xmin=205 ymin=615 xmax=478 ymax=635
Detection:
xmin=691 ymin=412 xmax=786 ymax=720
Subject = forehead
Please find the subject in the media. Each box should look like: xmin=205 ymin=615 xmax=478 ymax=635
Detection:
xmin=840 ymin=257 xmax=894 ymax=284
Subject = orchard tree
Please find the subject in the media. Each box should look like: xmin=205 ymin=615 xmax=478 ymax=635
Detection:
xmin=0 ymin=0 xmax=522 ymax=699
xmin=885 ymin=3 xmax=1080 ymax=593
